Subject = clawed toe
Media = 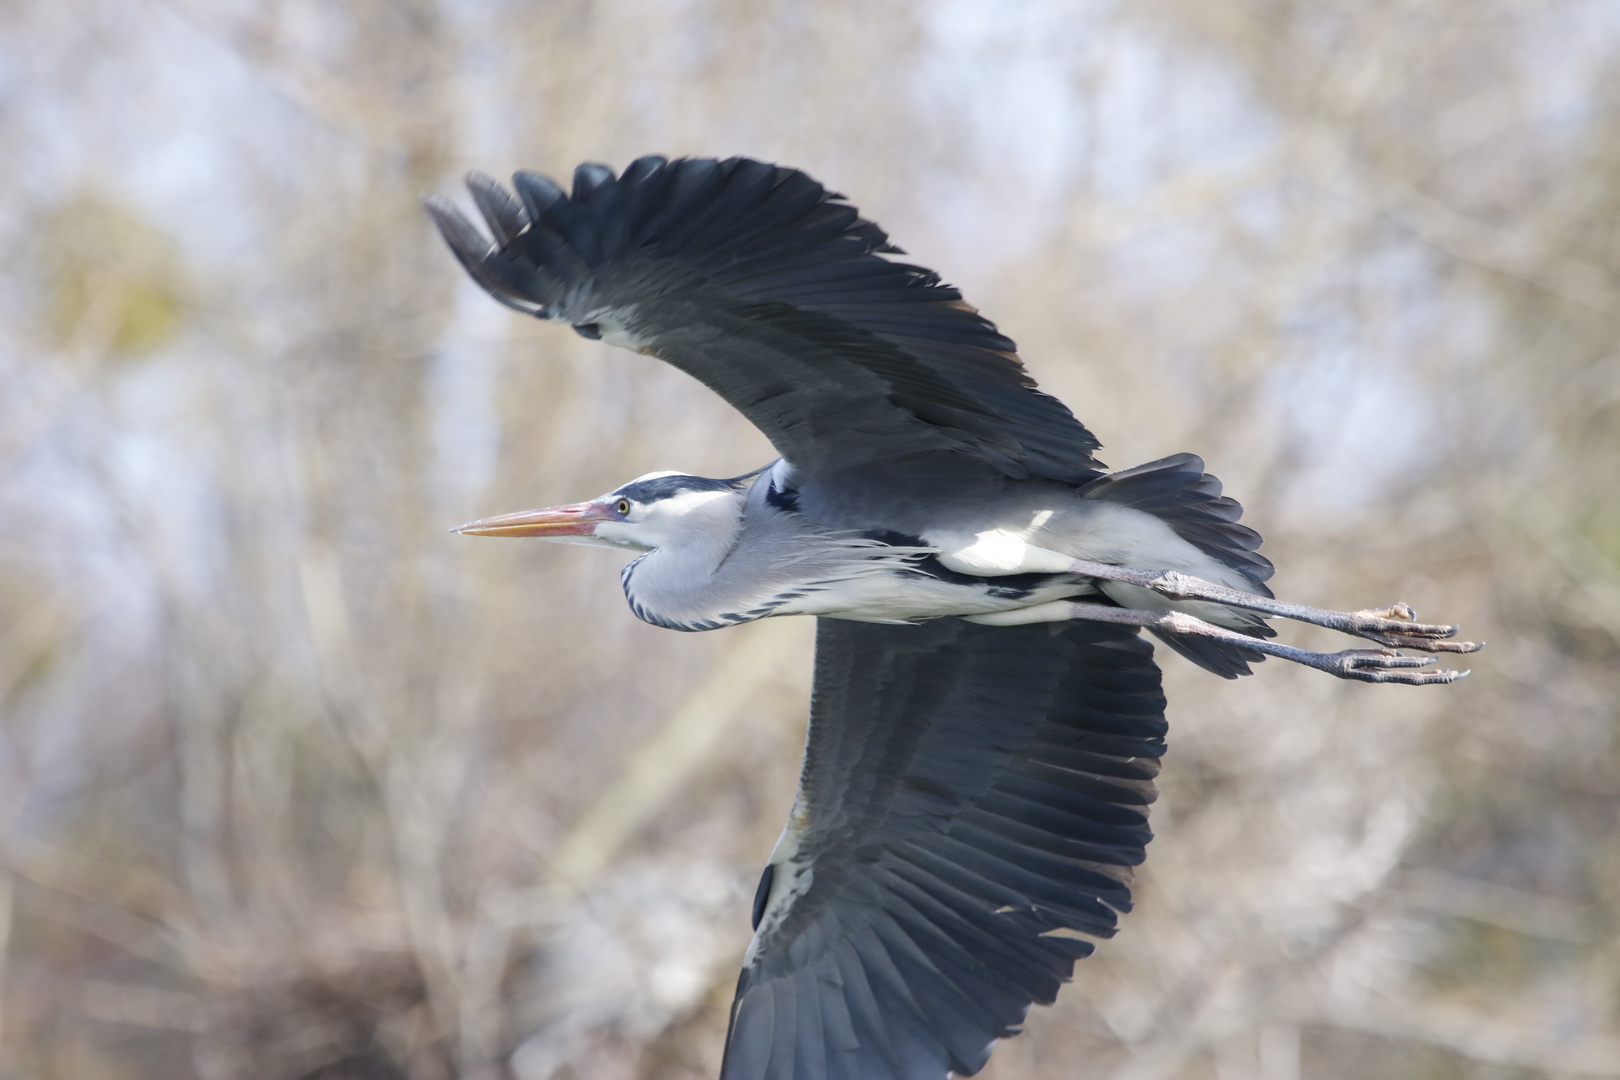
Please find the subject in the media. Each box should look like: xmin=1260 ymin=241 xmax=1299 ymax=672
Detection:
xmin=1350 ymin=605 xmax=1455 ymax=637
xmin=1380 ymin=634 xmax=1484 ymax=654
xmin=1344 ymin=604 xmax=1483 ymax=654
xmin=1328 ymin=648 xmax=1469 ymax=685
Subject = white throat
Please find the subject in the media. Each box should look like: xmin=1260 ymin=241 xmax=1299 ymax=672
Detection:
xmin=599 ymin=488 xmax=744 ymax=567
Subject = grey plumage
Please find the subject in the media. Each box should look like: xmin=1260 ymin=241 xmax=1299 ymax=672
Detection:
xmin=428 ymin=156 xmax=1479 ymax=1080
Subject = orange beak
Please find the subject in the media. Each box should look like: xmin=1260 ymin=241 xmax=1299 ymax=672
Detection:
xmin=452 ymin=501 xmax=616 ymax=538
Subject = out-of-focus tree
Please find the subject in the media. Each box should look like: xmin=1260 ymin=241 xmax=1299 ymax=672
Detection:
xmin=0 ymin=1 xmax=1616 ymax=1078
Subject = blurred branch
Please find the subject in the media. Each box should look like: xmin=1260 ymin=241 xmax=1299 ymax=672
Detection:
xmin=1396 ymin=868 xmax=1602 ymax=944
xmin=1317 ymin=1003 xmax=1620 ymax=1078
xmin=1359 ymin=164 xmax=1620 ymax=319
xmin=0 ymin=843 xmax=186 ymax=972
xmin=0 ymin=591 xmax=83 ymax=708
xmin=548 ymin=620 xmax=801 ymax=891
xmin=1508 ymin=503 xmax=1620 ymax=647
xmin=152 ymin=0 xmax=435 ymax=155
xmin=75 ymin=981 xmax=215 ymax=1034
xmin=0 ymin=241 xmax=126 ymax=479
xmin=296 ymin=539 xmax=470 ymax=1066
xmin=0 ymin=874 xmax=11 ymax=1075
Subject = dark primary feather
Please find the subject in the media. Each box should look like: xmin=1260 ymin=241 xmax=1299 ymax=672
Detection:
xmin=424 ymin=156 xmax=1103 ymax=484
xmin=721 ymin=618 xmax=1167 ymax=1080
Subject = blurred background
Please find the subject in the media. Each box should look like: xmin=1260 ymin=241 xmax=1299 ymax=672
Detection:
xmin=2 ymin=1 xmax=1619 ymax=1077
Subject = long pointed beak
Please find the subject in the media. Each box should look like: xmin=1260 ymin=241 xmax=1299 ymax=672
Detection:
xmin=453 ymin=501 xmax=615 ymax=538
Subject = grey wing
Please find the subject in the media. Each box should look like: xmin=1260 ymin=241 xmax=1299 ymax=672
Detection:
xmin=723 ymin=617 xmax=1167 ymax=1080
xmin=424 ymin=156 xmax=1103 ymax=483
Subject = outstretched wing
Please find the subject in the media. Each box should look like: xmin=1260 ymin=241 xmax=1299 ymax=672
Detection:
xmin=425 ymin=156 xmax=1102 ymax=483
xmin=724 ymin=617 xmax=1166 ymax=1080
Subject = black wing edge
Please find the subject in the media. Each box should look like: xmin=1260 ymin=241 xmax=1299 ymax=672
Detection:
xmin=423 ymin=155 xmax=1104 ymax=483
xmin=720 ymin=617 xmax=1167 ymax=1080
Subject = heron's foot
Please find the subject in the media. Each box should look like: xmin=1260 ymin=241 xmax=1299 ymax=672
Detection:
xmin=1030 ymin=602 xmax=1474 ymax=684
xmin=1063 ymin=561 xmax=1483 ymax=657
xmin=1300 ymin=647 xmax=1468 ymax=685
xmin=1341 ymin=604 xmax=1482 ymax=653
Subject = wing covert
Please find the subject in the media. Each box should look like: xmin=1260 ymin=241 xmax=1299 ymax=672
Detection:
xmin=722 ymin=617 xmax=1167 ymax=1080
xmin=425 ymin=156 xmax=1103 ymax=483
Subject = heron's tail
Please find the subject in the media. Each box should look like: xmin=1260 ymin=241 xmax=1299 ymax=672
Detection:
xmin=1081 ymin=454 xmax=1275 ymax=678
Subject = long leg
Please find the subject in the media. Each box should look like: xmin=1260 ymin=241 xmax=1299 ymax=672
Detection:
xmin=1064 ymin=560 xmax=1482 ymax=655
xmin=965 ymin=601 xmax=1470 ymax=684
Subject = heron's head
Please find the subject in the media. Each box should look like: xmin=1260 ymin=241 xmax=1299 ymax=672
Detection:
xmin=453 ymin=471 xmax=748 ymax=554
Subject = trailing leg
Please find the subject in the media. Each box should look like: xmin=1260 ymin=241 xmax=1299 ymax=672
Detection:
xmin=966 ymin=600 xmax=1471 ymax=685
xmin=1065 ymin=560 xmax=1482 ymax=655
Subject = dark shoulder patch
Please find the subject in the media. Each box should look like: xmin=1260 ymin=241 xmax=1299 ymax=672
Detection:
xmin=765 ymin=477 xmax=800 ymax=512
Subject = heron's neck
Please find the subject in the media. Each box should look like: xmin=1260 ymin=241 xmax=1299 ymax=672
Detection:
xmin=619 ymin=495 xmax=756 ymax=630
xmin=654 ymin=493 xmax=745 ymax=573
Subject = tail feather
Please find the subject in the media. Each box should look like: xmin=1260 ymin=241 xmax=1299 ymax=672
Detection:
xmin=1082 ymin=454 xmax=1275 ymax=677
xmin=1080 ymin=453 xmax=1274 ymax=592
xmin=1152 ymin=631 xmax=1267 ymax=679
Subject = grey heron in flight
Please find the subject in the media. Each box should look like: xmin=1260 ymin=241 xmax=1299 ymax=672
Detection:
xmin=425 ymin=156 xmax=1478 ymax=1080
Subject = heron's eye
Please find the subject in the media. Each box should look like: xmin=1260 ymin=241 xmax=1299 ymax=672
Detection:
xmin=615 ymin=499 xmax=632 ymax=516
